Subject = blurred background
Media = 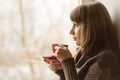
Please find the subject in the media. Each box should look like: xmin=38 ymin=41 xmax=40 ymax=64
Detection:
xmin=0 ymin=0 xmax=78 ymax=80
xmin=0 ymin=0 xmax=120 ymax=80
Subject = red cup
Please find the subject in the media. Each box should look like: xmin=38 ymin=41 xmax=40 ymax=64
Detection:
xmin=43 ymin=44 xmax=68 ymax=63
xmin=52 ymin=44 xmax=68 ymax=53
xmin=52 ymin=44 xmax=59 ymax=53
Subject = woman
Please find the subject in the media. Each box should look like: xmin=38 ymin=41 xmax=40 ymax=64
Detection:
xmin=46 ymin=2 xmax=120 ymax=80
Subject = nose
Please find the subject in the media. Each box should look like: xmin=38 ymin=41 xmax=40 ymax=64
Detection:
xmin=69 ymin=27 xmax=75 ymax=35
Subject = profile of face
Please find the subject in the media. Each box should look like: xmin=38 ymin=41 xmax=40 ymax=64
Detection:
xmin=69 ymin=2 xmax=115 ymax=53
xmin=70 ymin=21 xmax=83 ymax=46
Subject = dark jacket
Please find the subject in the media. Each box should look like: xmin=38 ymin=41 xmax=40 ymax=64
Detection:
xmin=55 ymin=48 xmax=120 ymax=80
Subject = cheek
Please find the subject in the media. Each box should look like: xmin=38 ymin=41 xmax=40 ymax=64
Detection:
xmin=74 ymin=30 xmax=81 ymax=44
xmin=76 ymin=28 xmax=81 ymax=38
xmin=77 ymin=31 xmax=81 ymax=42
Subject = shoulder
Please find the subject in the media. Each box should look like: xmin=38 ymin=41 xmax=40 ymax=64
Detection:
xmin=95 ymin=50 xmax=119 ymax=68
xmin=97 ymin=49 xmax=116 ymax=57
xmin=96 ymin=49 xmax=119 ymax=62
xmin=85 ymin=50 xmax=120 ymax=79
xmin=88 ymin=49 xmax=119 ymax=65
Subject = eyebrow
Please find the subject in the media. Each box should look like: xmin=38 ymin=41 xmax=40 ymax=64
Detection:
xmin=73 ymin=22 xmax=78 ymax=25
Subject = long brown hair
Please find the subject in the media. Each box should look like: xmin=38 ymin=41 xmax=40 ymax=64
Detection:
xmin=70 ymin=2 xmax=118 ymax=55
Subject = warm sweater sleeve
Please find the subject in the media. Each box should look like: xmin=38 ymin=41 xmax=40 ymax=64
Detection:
xmin=61 ymin=58 xmax=78 ymax=80
xmin=55 ymin=69 xmax=65 ymax=80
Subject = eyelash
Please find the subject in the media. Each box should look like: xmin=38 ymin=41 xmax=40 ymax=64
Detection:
xmin=74 ymin=24 xmax=79 ymax=27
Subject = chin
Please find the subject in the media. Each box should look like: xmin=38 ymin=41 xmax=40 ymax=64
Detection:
xmin=76 ymin=42 xmax=80 ymax=46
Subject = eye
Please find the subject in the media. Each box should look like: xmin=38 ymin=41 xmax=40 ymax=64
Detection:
xmin=75 ymin=24 xmax=79 ymax=27
xmin=72 ymin=22 xmax=79 ymax=28
xmin=73 ymin=24 xmax=79 ymax=27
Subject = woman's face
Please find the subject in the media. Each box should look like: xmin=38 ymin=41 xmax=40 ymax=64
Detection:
xmin=70 ymin=21 xmax=83 ymax=46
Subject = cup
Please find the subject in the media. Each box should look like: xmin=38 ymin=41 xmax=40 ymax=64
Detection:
xmin=52 ymin=44 xmax=68 ymax=53
xmin=43 ymin=44 xmax=68 ymax=63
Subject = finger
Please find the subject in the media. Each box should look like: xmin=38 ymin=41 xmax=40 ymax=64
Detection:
xmin=54 ymin=47 xmax=62 ymax=54
xmin=50 ymin=60 xmax=61 ymax=64
xmin=52 ymin=52 xmax=57 ymax=57
xmin=55 ymin=46 xmax=61 ymax=50
xmin=48 ymin=64 xmax=54 ymax=71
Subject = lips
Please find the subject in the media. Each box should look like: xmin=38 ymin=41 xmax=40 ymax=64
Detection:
xmin=73 ymin=37 xmax=77 ymax=41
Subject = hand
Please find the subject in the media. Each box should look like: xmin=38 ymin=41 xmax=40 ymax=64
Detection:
xmin=55 ymin=45 xmax=73 ymax=62
xmin=49 ymin=60 xmax=62 ymax=71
